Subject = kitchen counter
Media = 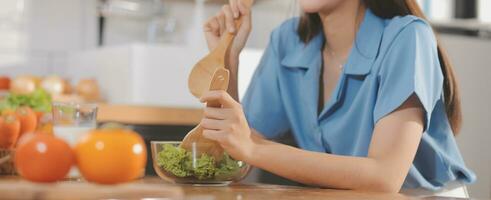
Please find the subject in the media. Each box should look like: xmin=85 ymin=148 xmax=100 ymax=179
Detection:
xmin=0 ymin=177 xmax=477 ymax=200
xmin=97 ymin=104 xmax=202 ymax=126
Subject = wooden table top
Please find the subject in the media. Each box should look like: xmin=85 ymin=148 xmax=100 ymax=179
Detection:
xmin=97 ymin=104 xmax=202 ymax=126
xmin=0 ymin=176 xmax=475 ymax=200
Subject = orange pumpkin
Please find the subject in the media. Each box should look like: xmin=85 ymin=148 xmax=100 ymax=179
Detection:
xmin=75 ymin=128 xmax=147 ymax=184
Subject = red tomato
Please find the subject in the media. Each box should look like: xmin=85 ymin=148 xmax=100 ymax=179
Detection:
xmin=75 ymin=128 xmax=147 ymax=184
xmin=16 ymin=106 xmax=38 ymax=136
xmin=0 ymin=114 xmax=21 ymax=149
xmin=0 ymin=76 xmax=10 ymax=90
xmin=15 ymin=133 xmax=75 ymax=182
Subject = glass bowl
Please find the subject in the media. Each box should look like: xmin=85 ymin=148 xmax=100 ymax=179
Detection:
xmin=151 ymin=141 xmax=251 ymax=186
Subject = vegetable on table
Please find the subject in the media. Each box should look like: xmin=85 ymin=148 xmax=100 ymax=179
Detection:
xmin=0 ymin=77 xmax=10 ymax=90
xmin=15 ymin=106 xmax=38 ymax=136
xmin=214 ymin=153 xmax=241 ymax=179
xmin=192 ymin=154 xmax=216 ymax=180
xmin=0 ymin=89 xmax=52 ymax=113
xmin=10 ymin=76 xmax=40 ymax=95
xmin=156 ymin=144 xmax=242 ymax=180
xmin=156 ymin=144 xmax=192 ymax=178
xmin=0 ymin=114 xmax=21 ymax=149
xmin=41 ymin=75 xmax=70 ymax=96
xmin=15 ymin=133 xmax=74 ymax=182
xmin=75 ymin=127 xmax=147 ymax=184
xmin=0 ymin=89 xmax=50 ymax=147
xmin=76 ymin=79 xmax=101 ymax=101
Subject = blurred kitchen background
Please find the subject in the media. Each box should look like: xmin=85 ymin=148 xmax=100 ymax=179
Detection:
xmin=0 ymin=0 xmax=490 ymax=198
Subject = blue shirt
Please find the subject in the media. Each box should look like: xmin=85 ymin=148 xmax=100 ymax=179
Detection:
xmin=242 ymin=9 xmax=476 ymax=190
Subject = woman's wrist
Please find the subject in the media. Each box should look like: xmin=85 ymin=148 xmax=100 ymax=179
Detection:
xmin=241 ymin=132 xmax=261 ymax=165
xmin=227 ymin=54 xmax=240 ymax=71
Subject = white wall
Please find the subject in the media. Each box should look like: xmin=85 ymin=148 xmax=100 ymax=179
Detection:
xmin=0 ymin=0 xmax=97 ymax=76
xmin=440 ymin=34 xmax=491 ymax=198
xmin=24 ymin=0 xmax=97 ymax=52
xmin=103 ymin=0 xmax=293 ymax=49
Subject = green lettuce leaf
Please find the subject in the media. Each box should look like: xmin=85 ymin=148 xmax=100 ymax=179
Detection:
xmin=192 ymin=154 xmax=216 ymax=180
xmin=215 ymin=153 xmax=241 ymax=179
xmin=157 ymin=144 xmax=192 ymax=177
xmin=156 ymin=144 xmax=242 ymax=180
xmin=0 ymin=89 xmax=52 ymax=112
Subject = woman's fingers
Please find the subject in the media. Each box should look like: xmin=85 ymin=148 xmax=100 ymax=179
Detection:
xmin=204 ymin=16 xmax=221 ymax=38
xmin=229 ymin=0 xmax=239 ymax=18
xmin=201 ymin=118 xmax=226 ymax=130
xmin=200 ymin=91 xmax=239 ymax=108
xmin=204 ymin=16 xmax=217 ymax=32
xmin=203 ymin=16 xmax=221 ymax=50
xmin=216 ymin=12 xmax=226 ymax=35
xmin=237 ymin=1 xmax=251 ymax=30
xmin=222 ymin=5 xmax=236 ymax=33
xmin=213 ymin=1 xmax=250 ymax=34
xmin=202 ymin=129 xmax=227 ymax=142
xmin=237 ymin=0 xmax=250 ymax=16
xmin=203 ymin=0 xmax=252 ymax=57
xmin=203 ymin=107 xmax=234 ymax=120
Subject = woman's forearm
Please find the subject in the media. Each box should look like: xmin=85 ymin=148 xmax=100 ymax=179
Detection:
xmin=201 ymin=91 xmax=422 ymax=193
xmin=202 ymin=67 xmax=422 ymax=193
xmin=247 ymin=130 xmax=402 ymax=192
xmin=242 ymin=97 xmax=424 ymax=192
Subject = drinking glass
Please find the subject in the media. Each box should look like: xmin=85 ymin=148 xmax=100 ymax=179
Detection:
xmin=52 ymin=102 xmax=98 ymax=178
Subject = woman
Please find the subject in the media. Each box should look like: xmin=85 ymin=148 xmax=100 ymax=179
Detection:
xmin=199 ymin=0 xmax=476 ymax=197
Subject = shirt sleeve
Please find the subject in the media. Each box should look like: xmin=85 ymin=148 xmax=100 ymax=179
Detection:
xmin=241 ymin=31 xmax=290 ymax=139
xmin=373 ymin=21 xmax=444 ymax=130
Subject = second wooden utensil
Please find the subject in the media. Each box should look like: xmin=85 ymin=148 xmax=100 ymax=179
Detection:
xmin=181 ymin=68 xmax=230 ymax=160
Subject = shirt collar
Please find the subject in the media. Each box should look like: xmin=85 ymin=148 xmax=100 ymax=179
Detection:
xmin=281 ymin=9 xmax=385 ymax=76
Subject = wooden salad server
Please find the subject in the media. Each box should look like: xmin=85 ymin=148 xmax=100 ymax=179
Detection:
xmin=188 ymin=0 xmax=254 ymax=99
xmin=181 ymin=68 xmax=229 ymax=160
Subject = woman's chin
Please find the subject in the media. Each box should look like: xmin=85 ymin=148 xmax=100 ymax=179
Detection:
xmin=299 ymin=0 xmax=342 ymax=14
xmin=302 ymin=8 xmax=322 ymax=14
xmin=299 ymin=4 xmax=324 ymax=13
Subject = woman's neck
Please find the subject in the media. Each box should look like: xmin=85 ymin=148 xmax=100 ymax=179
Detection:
xmin=319 ymin=1 xmax=365 ymax=57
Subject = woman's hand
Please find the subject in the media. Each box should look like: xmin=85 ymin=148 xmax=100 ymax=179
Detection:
xmin=199 ymin=90 xmax=255 ymax=161
xmin=203 ymin=0 xmax=252 ymax=66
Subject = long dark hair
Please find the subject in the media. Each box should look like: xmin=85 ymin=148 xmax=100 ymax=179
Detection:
xmin=298 ymin=0 xmax=462 ymax=135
